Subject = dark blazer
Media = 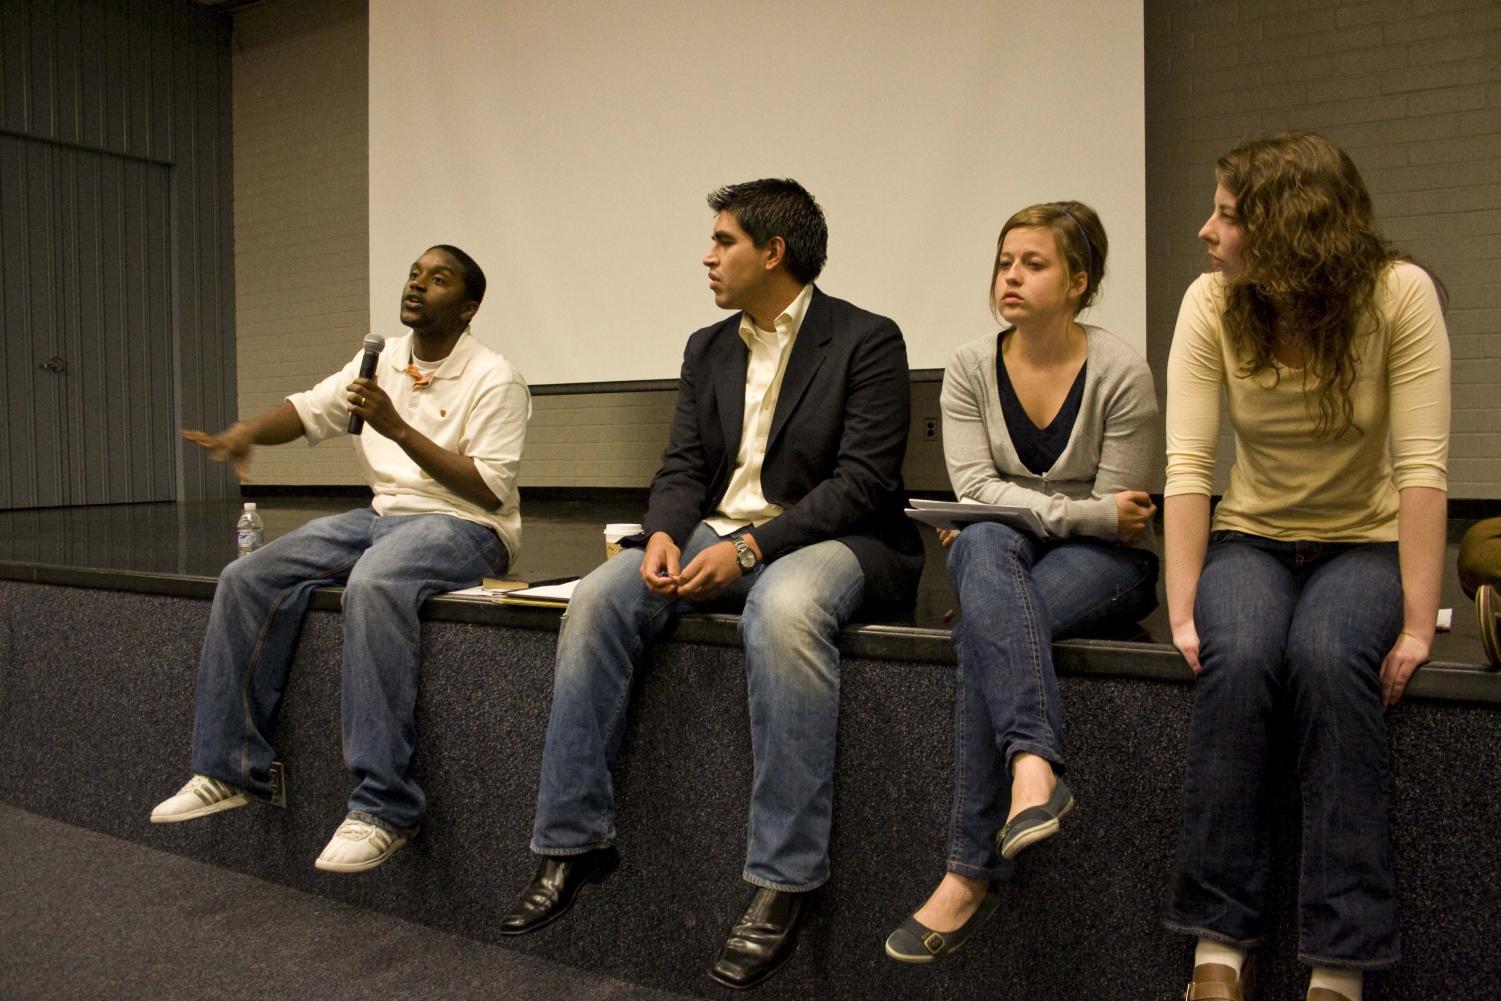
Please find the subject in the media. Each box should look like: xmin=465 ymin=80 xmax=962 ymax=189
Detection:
xmin=640 ymin=287 xmax=924 ymax=612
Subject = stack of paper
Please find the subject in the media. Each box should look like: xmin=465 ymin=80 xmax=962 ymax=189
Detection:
xmin=496 ymin=579 xmax=581 ymax=607
xmin=445 ymin=577 xmax=580 ymax=606
xmin=904 ymin=498 xmax=1049 ymax=538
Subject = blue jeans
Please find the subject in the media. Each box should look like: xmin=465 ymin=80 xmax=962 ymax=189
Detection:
xmin=945 ymin=522 xmax=1159 ymax=879
xmin=530 ymin=522 xmax=866 ymax=891
xmin=190 ymin=507 xmax=509 ymax=831
xmin=1165 ymin=531 xmax=1403 ymax=969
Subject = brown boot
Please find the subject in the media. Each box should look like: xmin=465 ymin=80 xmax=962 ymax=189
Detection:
xmin=1306 ymin=990 xmax=1354 ymax=1001
xmin=1185 ymin=958 xmax=1255 ymax=1001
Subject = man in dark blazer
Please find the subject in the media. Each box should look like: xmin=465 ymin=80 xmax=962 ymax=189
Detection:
xmin=499 ymin=179 xmax=923 ymax=988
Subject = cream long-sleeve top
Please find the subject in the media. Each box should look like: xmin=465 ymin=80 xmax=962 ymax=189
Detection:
xmin=288 ymin=329 xmax=531 ymax=561
xmin=1164 ymin=262 xmax=1450 ymax=542
xmin=941 ymin=324 xmax=1159 ymax=547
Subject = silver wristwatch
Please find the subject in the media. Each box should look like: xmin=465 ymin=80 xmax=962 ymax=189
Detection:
xmin=733 ymin=537 xmax=759 ymax=573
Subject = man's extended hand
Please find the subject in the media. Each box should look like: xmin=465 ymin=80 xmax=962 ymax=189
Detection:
xmin=640 ymin=532 xmax=683 ymax=598
xmin=182 ymin=424 xmax=256 ymax=481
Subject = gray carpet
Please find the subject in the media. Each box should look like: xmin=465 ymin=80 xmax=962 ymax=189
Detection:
xmin=0 ymin=804 xmax=698 ymax=1001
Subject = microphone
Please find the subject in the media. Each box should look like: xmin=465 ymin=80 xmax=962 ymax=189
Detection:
xmin=347 ymin=334 xmax=385 ymax=435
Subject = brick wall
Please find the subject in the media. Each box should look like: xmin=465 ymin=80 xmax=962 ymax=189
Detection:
xmin=1146 ymin=0 xmax=1501 ymax=498
xmin=231 ymin=0 xmax=368 ymax=486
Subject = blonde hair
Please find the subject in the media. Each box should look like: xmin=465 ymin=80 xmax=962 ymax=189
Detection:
xmin=989 ymin=200 xmax=1107 ymax=324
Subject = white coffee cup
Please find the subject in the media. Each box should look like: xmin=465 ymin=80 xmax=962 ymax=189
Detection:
xmin=604 ymin=523 xmax=642 ymax=560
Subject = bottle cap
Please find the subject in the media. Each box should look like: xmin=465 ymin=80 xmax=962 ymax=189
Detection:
xmin=244 ymin=502 xmax=257 ymax=511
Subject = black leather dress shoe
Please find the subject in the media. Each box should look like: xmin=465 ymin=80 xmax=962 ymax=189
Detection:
xmin=708 ymin=887 xmax=806 ymax=990
xmin=497 ymin=846 xmax=618 ymax=936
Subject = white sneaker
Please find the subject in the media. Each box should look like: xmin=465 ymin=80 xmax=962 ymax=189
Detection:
xmin=150 ymin=774 xmax=250 ymax=824
xmin=314 ymin=814 xmax=410 ymax=873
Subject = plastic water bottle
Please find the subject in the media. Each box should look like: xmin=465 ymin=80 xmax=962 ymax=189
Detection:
xmin=236 ymin=502 xmax=264 ymax=557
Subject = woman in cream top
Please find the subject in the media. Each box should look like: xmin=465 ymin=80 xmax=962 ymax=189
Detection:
xmin=1162 ymin=133 xmax=1449 ymax=1001
xmin=885 ymin=202 xmax=1159 ymax=963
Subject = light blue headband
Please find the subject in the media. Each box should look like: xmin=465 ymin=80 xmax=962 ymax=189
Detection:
xmin=1060 ymin=209 xmax=1094 ymax=273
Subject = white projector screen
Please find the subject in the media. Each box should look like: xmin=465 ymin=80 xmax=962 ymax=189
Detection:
xmin=369 ymin=1 xmax=1145 ymax=386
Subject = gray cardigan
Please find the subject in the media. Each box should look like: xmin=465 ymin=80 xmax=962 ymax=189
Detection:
xmin=940 ymin=324 xmax=1158 ymax=546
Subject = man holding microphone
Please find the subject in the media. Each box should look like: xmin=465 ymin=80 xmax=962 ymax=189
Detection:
xmin=151 ymin=245 xmax=529 ymax=873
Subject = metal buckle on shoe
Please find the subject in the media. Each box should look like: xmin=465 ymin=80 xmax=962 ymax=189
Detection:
xmin=922 ymin=931 xmax=945 ymax=954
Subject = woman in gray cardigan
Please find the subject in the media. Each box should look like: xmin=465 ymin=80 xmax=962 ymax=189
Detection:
xmin=886 ymin=201 xmax=1160 ymax=963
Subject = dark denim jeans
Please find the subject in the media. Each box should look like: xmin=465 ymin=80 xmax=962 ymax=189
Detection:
xmin=530 ymin=522 xmax=865 ymax=891
xmin=190 ymin=507 xmax=510 ymax=831
xmin=1165 ymin=531 xmax=1404 ymax=969
xmin=945 ymin=522 xmax=1159 ymax=879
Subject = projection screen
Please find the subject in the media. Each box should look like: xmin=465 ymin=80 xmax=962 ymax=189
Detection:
xmin=369 ymin=1 xmax=1145 ymax=386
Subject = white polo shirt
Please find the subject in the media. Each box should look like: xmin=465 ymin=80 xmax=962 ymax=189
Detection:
xmin=288 ymin=329 xmax=530 ymax=561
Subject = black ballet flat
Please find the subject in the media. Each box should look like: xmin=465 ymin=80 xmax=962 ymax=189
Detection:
xmin=883 ymin=890 xmax=1002 ymax=963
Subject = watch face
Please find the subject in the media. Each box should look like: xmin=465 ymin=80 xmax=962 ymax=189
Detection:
xmin=737 ymin=548 xmax=755 ymax=569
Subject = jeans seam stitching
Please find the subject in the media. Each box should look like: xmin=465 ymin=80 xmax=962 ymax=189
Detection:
xmin=236 ymin=552 xmax=363 ymax=791
xmin=596 ymin=599 xmax=675 ymax=766
xmin=948 ymin=660 xmax=972 ymax=869
xmin=1009 ymin=533 xmax=1056 ymax=754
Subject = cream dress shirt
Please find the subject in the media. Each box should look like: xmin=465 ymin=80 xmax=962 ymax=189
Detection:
xmin=705 ymin=283 xmax=813 ymax=535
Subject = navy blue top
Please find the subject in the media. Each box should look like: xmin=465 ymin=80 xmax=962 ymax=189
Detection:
xmin=996 ymin=331 xmax=1087 ymax=477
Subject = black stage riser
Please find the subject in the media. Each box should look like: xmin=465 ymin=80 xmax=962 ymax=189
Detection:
xmin=0 ymin=580 xmax=1494 ymax=999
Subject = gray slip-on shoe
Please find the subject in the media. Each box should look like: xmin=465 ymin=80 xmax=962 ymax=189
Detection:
xmin=883 ymin=891 xmax=1002 ymax=963
xmin=997 ymin=777 xmax=1074 ymax=860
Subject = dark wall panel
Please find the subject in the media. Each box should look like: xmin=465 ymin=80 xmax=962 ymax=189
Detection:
xmin=0 ymin=135 xmax=65 ymax=509
xmin=0 ymin=135 xmax=173 ymax=507
xmin=1 ymin=0 xmax=179 ymax=164
xmin=0 ymin=138 xmax=24 ymax=506
xmin=14 ymin=137 xmax=69 ymax=508
xmin=170 ymin=0 xmax=238 ymax=504
xmin=0 ymin=0 xmax=235 ymax=509
xmin=0 ymin=3 xmax=27 ymax=129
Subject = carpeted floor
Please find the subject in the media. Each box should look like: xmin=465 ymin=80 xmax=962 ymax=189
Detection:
xmin=0 ymin=804 xmax=699 ymax=1001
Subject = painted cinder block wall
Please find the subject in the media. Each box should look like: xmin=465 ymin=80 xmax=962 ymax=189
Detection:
xmin=1145 ymin=0 xmax=1500 ymax=498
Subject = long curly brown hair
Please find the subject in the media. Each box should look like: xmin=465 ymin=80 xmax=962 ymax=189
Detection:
xmin=1215 ymin=132 xmax=1397 ymax=438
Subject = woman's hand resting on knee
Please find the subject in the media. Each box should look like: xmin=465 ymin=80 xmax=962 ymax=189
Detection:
xmin=1172 ymin=617 xmax=1202 ymax=674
